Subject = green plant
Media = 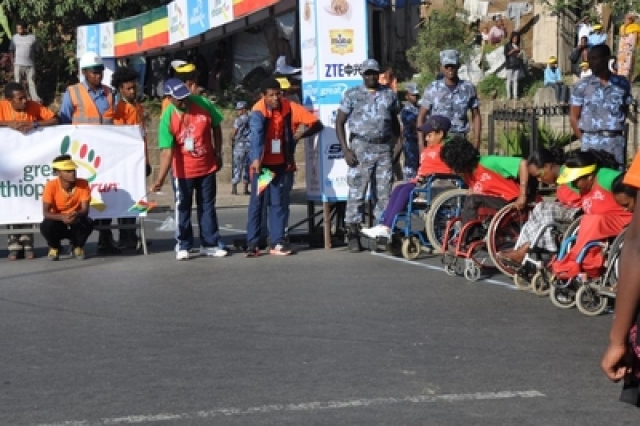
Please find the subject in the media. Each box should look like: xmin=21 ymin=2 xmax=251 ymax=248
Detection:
xmin=477 ymin=74 xmax=506 ymax=98
xmin=496 ymin=126 xmax=529 ymax=156
xmin=536 ymin=124 xmax=574 ymax=149
xmin=406 ymin=1 xmax=472 ymax=81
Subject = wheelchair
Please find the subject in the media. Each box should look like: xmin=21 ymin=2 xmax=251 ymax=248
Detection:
xmin=574 ymin=226 xmax=626 ymax=317
xmin=440 ymin=201 xmax=529 ymax=282
xmin=382 ymin=174 xmax=465 ymax=260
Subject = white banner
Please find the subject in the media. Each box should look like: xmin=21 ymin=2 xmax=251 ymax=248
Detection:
xmin=0 ymin=126 xmax=146 ymax=225
xmin=99 ymin=22 xmax=115 ymax=58
xmin=168 ymin=0 xmax=189 ymax=45
xmin=209 ymin=0 xmax=234 ymax=29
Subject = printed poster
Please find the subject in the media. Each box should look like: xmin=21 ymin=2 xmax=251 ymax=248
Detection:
xmin=168 ymin=0 xmax=189 ymax=45
xmin=209 ymin=0 xmax=234 ymax=28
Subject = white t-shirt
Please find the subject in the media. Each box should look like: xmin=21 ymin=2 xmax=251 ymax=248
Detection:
xmin=577 ymin=23 xmax=592 ymax=45
xmin=580 ymin=69 xmax=592 ymax=78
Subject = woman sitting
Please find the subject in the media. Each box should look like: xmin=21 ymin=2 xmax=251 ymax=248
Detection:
xmin=498 ymin=148 xmax=581 ymax=265
xmin=362 ymin=115 xmax=453 ymax=239
xmin=549 ymin=151 xmax=633 ymax=279
xmin=440 ymin=137 xmax=534 ymax=230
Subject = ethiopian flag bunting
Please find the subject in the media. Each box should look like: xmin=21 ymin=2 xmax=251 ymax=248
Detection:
xmin=114 ymin=6 xmax=169 ymax=57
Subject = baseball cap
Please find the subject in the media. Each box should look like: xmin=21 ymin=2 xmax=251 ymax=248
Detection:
xmin=405 ymin=82 xmax=420 ymax=95
xmin=440 ymin=49 xmax=460 ymax=66
xmin=276 ymin=77 xmax=291 ymax=90
xmin=163 ymin=78 xmax=190 ymax=100
xmin=593 ymin=24 xmax=603 ymax=30
xmin=79 ymin=52 xmax=104 ymax=70
xmin=417 ymin=115 xmax=451 ymax=134
xmin=361 ymin=58 xmax=380 ymax=73
xmin=235 ymin=101 xmax=247 ymax=110
xmin=548 ymin=56 xmax=558 ymax=64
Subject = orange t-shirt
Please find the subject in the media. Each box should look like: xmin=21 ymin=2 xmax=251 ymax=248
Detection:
xmin=42 ymin=178 xmax=91 ymax=214
xmin=625 ymin=152 xmax=640 ymax=188
xmin=113 ymin=100 xmax=144 ymax=126
xmin=416 ymin=143 xmax=453 ymax=176
xmin=0 ymin=100 xmax=56 ymax=122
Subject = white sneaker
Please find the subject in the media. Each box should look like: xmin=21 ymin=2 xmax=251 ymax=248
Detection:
xmin=176 ymin=250 xmax=190 ymax=260
xmin=361 ymin=225 xmax=391 ymax=239
xmin=200 ymin=246 xmax=228 ymax=257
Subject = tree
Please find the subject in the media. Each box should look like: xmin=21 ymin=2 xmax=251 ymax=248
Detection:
xmin=4 ymin=0 xmax=168 ymax=98
xmin=406 ymin=0 xmax=473 ymax=87
xmin=540 ymin=0 xmax=632 ymax=21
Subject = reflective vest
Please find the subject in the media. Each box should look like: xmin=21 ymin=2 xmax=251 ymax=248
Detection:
xmin=68 ymin=83 xmax=114 ymax=125
xmin=251 ymin=98 xmax=294 ymax=166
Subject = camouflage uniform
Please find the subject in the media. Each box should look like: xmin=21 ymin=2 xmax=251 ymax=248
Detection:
xmin=420 ymin=79 xmax=479 ymax=137
xmin=340 ymin=84 xmax=401 ymax=224
xmin=400 ymin=102 xmax=419 ymax=179
xmin=231 ymin=113 xmax=251 ymax=184
xmin=570 ymin=74 xmax=632 ymax=167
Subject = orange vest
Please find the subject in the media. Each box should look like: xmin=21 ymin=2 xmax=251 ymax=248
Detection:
xmin=251 ymin=98 xmax=294 ymax=166
xmin=68 ymin=83 xmax=114 ymax=125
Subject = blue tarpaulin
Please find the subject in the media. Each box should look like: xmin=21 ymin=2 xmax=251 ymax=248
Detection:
xmin=394 ymin=0 xmax=421 ymax=7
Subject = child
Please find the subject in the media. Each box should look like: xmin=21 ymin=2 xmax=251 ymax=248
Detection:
xmin=579 ymin=61 xmax=592 ymax=78
xmin=362 ymin=115 xmax=453 ymax=239
xmin=230 ymin=101 xmax=251 ymax=195
xmin=399 ymin=83 xmax=421 ymax=179
xmin=40 ymin=155 xmax=94 ymax=261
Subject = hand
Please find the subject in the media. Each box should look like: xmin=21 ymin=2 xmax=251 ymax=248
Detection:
xmin=149 ymin=180 xmax=164 ymax=192
xmin=344 ymin=149 xmax=358 ymax=167
xmin=515 ymin=194 xmax=527 ymax=210
xmin=250 ymin=159 xmax=261 ymax=174
xmin=62 ymin=213 xmax=75 ymax=225
xmin=601 ymin=343 xmax=632 ymax=382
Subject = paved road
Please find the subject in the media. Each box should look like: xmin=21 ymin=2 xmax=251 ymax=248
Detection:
xmin=0 ymin=206 xmax=637 ymax=425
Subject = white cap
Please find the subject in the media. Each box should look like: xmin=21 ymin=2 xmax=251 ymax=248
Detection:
xmin=79 ymin=52 xmax=104 ymax=69
xmin=171 ymin=60 xmax=187 ymax=70
xmin=275 ymin=56 xmax=301 ymax=75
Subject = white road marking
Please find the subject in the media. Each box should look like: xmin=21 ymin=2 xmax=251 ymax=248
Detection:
xmin=38 ymin=390 xmax=545 ymax=425
xmin=370 ymin=251 xmax=517 ymax=290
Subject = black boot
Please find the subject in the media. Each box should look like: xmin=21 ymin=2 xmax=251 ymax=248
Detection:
xmin=347 ymin=224 xmax=363 ymax=253
xmin=243 ymin=183 xmax=250 ymax=195
xmin=98 ymin=231 xmax=122 ymax=254
xmin=231 ymin=184 xmax=238 ymax=195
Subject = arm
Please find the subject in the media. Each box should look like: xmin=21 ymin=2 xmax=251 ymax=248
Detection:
xmin=471 ymin=108 xmax=481 ymax=149
xmin=150 ymin=149 xmax=174 ymax=192
xmin=58 ymin=91 xmax=74 ymax=124
xmin=569 ymin=82 xmax=584 ymax=138
xmin=36 ymin=104 xmax=59 ymax=128
xmin=42 ymin=202 xmax=65 ymax=221
xmin=249 ymin=110 xmax=266 ymax=172
xmin=297 ymin=120 xmax=323 ymax=140
xmin=150 ymin=109 xmax=175 ymax=191
xmin=76 ymin=200 xmax=90 ymax=218
xmin=516 ymin=158 xmax=529 ymax=208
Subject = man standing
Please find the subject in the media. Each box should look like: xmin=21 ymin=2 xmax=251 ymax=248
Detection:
xmin=335 ymin=59 xmax=402 ymax=253
xmin=0 ymin=82 xmax=58 ymax=260
xmin=9 ymin=22 xmax=40 ymax=103
xmin=570 ymin=44 xmax=633 ymax=168
xmin=400 ymin=83 xmax=421 ymax=180
xmin=417 ymin=49 xmax=481 ymax=149
xmin=150 ymin=79 xmax=227 ymax=261
xmin=112 ymin=66 xmax=152 ymax=249
xmin=231 ymin=101 xmax=251 ymax=195
xmin=59 ymin=52 xmax=120 ymax=254
xmin=245 ymin=78 xmax=323 ymax=257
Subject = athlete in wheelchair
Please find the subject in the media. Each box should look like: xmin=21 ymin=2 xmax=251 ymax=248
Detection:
xmin=361 ymin=115 xmax=463 ymax=258
xmin=538 ymin=152 xmax=633 ymax=309
xmin=438 ymin=137 xmax=542 ymax=281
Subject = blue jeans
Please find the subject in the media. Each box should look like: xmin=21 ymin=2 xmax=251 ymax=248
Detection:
xmin=260 ymin=170 xmax=294 ymax=239
xmin=247 ymin=165 xmax=287 ymax=247
xmin=173 ymin=172 xmax=221 ymax=250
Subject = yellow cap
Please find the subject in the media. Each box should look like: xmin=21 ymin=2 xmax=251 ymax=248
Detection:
xmin=52 ymin=159 xmax=78 ymax=171
xmin=547 ymin=56 xmax=558 ymax=64
xmin=556 ymin=164 xmax=597 ymax=184
xmin=580 ymin=61 xmax=589 ymax=68
xmin=276 ymin=77 xmax=291 ymax=90
xmin=175 ymin=63 xmax=197 ymax=73
xmin=593 ymin=24 xmax=603 ymax=30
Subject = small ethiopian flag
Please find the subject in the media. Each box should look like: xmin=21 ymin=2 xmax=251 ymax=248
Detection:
xmin=114 ymin=6 xmax=169 ymax=56
xmin=257 ymin=168 xmax=274 ymax=195
xmin=128 ymin=200 xmax=158 ymax=214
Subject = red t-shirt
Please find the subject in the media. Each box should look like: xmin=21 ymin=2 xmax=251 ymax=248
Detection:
xmin=416 ymin=143 xmax=454 ymax=176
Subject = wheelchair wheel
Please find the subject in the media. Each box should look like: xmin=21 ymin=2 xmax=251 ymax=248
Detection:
xmin=549 ymin=283 xmax=576 ymax=309
xmin=425 ymin=188 xmax=468 ymax=253
xmin=575 ymin=284 xmax=608 ymax=316
xmin=531 ymin=271 xmax=550 ymax=297
xmin=513 ymin=273 xmax=531 ymax=291
xmin=401 ymin=237 xmax=421 ymax=260
xmin=487 ymin=202 xmax=529 ymax=278
xmin=464 ymin=260 xmax=482 ymax=282
xmin=601 ymin=227 xmax=626 ymax=289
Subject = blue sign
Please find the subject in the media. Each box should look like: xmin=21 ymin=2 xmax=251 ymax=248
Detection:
xmin=303 ymin=80 xmax=360 ymax=105
xmin=187 ymin=0 xmax=210 ymax=38
xmin=85 ymin=25 xmax=100 ymax=55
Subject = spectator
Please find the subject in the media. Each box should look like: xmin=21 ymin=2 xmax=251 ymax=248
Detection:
xmin=128 ymin=55 xmax=147 ymax=101
xmin=579 ymin=61 xmax=592 ymax=78
xmin=231 ymin=101 xmax=251 ymax=195
xmin=576 ymin=16 xmax=592 ymax=46
xmin=40 ymin=155 xmax=94 ymax=261
xmin=481 ymin=27 xmax=490 ymax=45
xmin=544 ymin=56 xmax=568 ymax=103
xmin=588 ymin=24 xmax=607 ymax=46
xmin=0 ymin=82 xmax=58 ymax=260
xmin=504 ymin=32 xmax=523 ymax=100
xmin=150 ymin=79 xmax=227 ymax=261
xmin=9 ymin=22 xmax=40 ymax=103
xmin=620 ymin=13 xmax=640 ymax=46
xmin=488 ymin=16 xmax=506 ymax=45
xmin=569 ymin=36 xmax=589 ymax=77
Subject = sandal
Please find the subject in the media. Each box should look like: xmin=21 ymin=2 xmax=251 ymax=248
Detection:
xmin=7 ymin=250 xmax=19 ymax=261
xmin=24 ymin=249 xmax=35 ymax=260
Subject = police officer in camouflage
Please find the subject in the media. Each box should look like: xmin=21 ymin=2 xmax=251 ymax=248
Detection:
xmin=335 ymin=58 xmax=402 ymax=252
xmin=400 ymin=83 xmax=421 ymax=179
xmin=231 ymin=101 xmax=251 ymax=195
xmin=417 ymin=49 xmax=481 ymax=149
xmin=570 ymin=44 xmax=632 ymax=168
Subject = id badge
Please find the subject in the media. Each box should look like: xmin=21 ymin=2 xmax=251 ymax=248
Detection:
xmin=184 ymin=137 xmax=195 ymax=152
xmin=271 ymin=139 xmax=281 ymax=154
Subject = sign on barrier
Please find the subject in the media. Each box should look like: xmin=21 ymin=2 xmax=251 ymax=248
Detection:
xmin=0 ymin=126 xmax=146 ymax=225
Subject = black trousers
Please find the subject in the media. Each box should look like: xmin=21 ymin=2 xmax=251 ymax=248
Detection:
xmin=40 ymin=217 xmax=94 ymax=249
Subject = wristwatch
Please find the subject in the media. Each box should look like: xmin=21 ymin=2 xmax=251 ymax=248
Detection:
xmin=33 ymin=121 xmax=39 ymax=129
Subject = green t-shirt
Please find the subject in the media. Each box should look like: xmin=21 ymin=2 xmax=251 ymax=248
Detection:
xmin=478 ymin=156 xmax=521 ymax=178
xmin=158 ymin=95 xmax=224 ymax=149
